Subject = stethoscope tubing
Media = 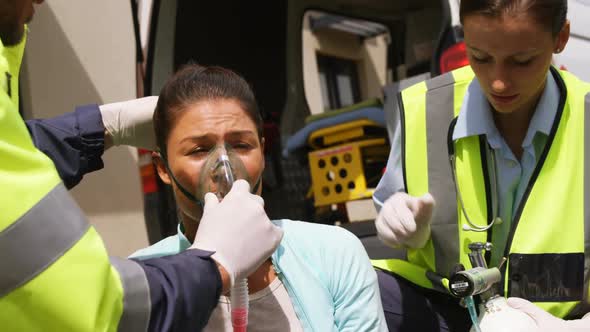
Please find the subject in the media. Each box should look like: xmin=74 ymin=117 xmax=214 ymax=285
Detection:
xmin=447 ymin=118 xmax=502 ymax=232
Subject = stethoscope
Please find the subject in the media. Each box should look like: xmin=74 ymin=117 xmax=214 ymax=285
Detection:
xmin=447 ymin=118 xmax=503 ymax=232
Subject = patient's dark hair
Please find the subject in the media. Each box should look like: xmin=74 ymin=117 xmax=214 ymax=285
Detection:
xmin=154 ymin=64 xmax=263 ymax=156
xmin=460 ymin=0 xmax=567 ymax=37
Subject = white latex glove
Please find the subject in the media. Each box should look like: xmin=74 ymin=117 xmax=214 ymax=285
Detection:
xmin=506 ymin=297 xmax=590 ymax=331
xmin=190 ymin=179 xmax=283 ymax=286
xmin=474 ymin=296 xmax=537 ymax=332
xmin=375 ymin=192 xmax=435 ymax=249
xmin=99 ymin=96 xmax=158 ymax=150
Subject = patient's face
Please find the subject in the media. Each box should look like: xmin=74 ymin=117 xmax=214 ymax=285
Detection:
xmin=157 ymin=98 xmax=264 ymax=223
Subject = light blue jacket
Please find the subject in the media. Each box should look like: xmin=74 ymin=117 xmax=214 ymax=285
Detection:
xmin=130 ymin=219 xmax=388 ymax=332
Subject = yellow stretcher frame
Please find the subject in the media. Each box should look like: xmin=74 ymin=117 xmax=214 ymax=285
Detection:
xmin=308 ymin=138 xmax=386 ymax=206
xmin=307 ymin=119 xmax=383 ymax=149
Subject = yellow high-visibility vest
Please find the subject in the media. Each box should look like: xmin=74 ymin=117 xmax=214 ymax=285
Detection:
xmin=373 ymin=65 xmax=590 ymax=318
xmin=0 ymin=33 xmax=150 ymax=331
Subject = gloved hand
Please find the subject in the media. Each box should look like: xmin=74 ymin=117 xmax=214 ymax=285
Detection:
xmin=477 ymin=296 xmax=538 ymax=332
xmin=506 ymin=297 xmax=590 ymax=331
xmin=375 ymin=192 xmax=435 ymax=249
xmin=189 ymin=179 xmax=283 ymax=286
xmin=99 ymin=96 xmax=158 ymax=150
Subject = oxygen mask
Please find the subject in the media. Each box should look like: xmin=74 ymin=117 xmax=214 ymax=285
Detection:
xmin=196 ymin=144 xmax=253 ymax=331
xmin=196 ymin=144 xmax=250 ymax=201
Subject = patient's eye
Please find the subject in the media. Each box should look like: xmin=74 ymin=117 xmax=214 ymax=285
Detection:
xmin=189 ymin=146 xmax=210 ymax=156
xmin=233 ymin=142 xmax=252 ymax=150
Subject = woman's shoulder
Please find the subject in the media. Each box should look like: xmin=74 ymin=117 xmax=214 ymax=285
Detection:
xmin=272 ymin=219 xmax=363 ymax=249
xmin=272 ymin=220 xmax=375 ymax=290
xmin=128 ymin=234 xmax=186 ymax=260
xmin=402 ymin=65 xmax=475 ymax=95
xmin=559 ymin=68 xmax=590 ymax=90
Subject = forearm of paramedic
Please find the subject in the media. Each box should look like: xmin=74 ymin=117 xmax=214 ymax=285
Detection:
xmin=25 ymin=104 xmax=105 ymax=189
xmin=373 ymin=119 xmax=405 ymax=212
xmin=135 ymin=249 xmax=222 ymax=332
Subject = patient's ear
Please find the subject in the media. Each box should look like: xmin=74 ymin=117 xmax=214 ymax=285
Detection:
xmin=152 ymin=151 xmax=172 ymax=185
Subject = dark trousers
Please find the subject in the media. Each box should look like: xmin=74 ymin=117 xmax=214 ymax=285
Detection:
xmin=376 ymin=269 xmax=472 ymax=332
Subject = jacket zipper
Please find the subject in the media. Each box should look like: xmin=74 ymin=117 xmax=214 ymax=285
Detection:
xmin=272 ymin=262 xmax=315 ymax=332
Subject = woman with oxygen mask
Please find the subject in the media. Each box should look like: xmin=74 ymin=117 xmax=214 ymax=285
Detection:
xmin=129 ymin=64 xmax=386 ymax=331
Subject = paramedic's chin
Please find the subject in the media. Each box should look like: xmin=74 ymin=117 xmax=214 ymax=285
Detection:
xmin=0 ymin=0 xmax=44 ymax=46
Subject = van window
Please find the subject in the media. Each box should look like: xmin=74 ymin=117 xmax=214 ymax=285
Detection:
xmin=301 ymin=10 xmax=390 ymax=114
xmin=317 ymin=54 xmax=361 ymax=110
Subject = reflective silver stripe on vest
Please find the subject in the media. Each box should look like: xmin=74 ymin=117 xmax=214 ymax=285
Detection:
xmin=425 ymin=73 xmax=460 ymax=278
xmin=546 ymin=91 xmax=590 ymax=318
xmin=110 ymin=257 xmax=151 ymax=332
xmin=572 ymin=92 xmax=590 ymax=317
xmin=0 ymin=183 xmax=89 ymax=298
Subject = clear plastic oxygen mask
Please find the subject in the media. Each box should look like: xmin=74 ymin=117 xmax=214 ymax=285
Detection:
xmin=196 ymin=144 xmax=250 ymax=332
xmin=196 ymin=144 xmax=249 ymax=201
xmin=211 ymin=153 xmax=235 ymax=199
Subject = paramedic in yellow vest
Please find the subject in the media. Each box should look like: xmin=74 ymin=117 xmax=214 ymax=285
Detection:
xmin=373 ymin=0 xmax=590 ymax=331
xmin=0 ymin=1 xmax=283 ymax=331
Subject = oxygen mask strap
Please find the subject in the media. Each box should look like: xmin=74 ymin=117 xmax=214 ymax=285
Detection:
xmin=160 ymin=154 xmax=204 ymax=207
